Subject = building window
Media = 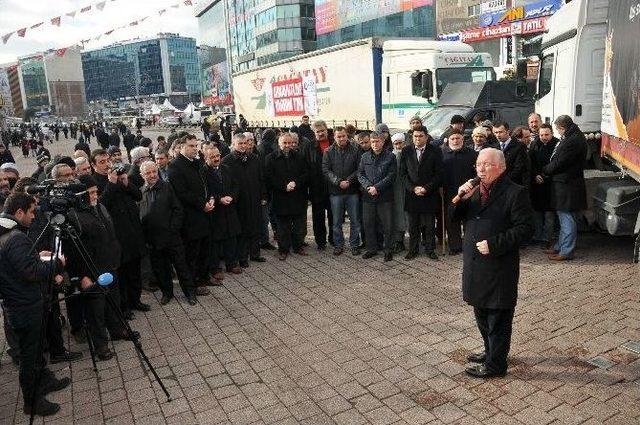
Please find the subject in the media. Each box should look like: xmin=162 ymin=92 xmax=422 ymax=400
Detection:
xmin=468 ymin=4 xmax=481 ymax=17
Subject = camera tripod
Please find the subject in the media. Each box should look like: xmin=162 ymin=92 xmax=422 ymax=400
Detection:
xmin=28 ymin=212 xmax=170 ymax=425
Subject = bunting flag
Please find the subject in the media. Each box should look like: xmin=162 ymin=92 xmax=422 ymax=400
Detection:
xmin=2 ymin=32 xmax=13 ymax=45
xmin=96 ymin=1 xmax=106 ymax=11
xmin=55 ymin=47 xmax=68 ymax=57
xmin=51 ymin=16 xmax=61 ymax=26
xmin=17 ymin=28 xmax=26 ymax=37
xmin=80 ymin=6 xmax=92 ymax=13
xmin=66 ymin=11 xmax=77 ymax=18
xmin=184 ymin=0 xmax=192 ymax=5
xmin=31 ymin=22 xmax=44 ymax=29
xmin=159 ymin=8 xmax=167 ymax=15
xmin=129 ymin=21 xmax=138 ymax=26
xmin=139 ymin=16 xmax=149 ymax=23
xmin=171 ymin=3 xmax=180 ymax=8
xmin=104 ymin=29 xmax=114 ymax=35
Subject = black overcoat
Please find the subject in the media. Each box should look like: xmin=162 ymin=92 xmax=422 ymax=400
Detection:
xmin=453 ymin=175 xmax=534 ymax=309
xmin=168 ymin=154 xmax=210 ymax=241
xmin=542 ymin=124 xmax=588 ymax=212
xmin=528 ymin=137 xmax=558 ymax=212
xmin=203 ymin=164 xmax=241 ymax=241
xmin=265 ymin=150 xmax=309 ymax=216
xmin=399 ymin=143 xmax=443 ymax=213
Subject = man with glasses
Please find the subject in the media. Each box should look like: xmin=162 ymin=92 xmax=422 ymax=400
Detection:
xmin=452 ymin=148 xmax=533 ymax=378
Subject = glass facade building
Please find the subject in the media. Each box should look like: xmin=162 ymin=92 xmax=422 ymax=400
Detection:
xmin=81 ymin=34 xmax=200 ymax=102
xmin=20 ymin=59 xmax=49 ymax=109
xmin=226 ymin=0 xmax=316 ymax=73
xmin=315 ymin=0 xmax=435 ymax=49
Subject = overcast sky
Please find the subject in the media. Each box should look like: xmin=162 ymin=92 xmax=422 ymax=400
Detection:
xmin=0 ymin=0 xmax=199 ymax=64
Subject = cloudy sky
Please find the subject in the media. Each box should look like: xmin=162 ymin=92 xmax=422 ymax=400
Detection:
xmin=0 ymin=0 xmax=199 ymax=64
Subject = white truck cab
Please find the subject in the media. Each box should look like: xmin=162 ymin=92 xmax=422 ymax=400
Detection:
xmin=535 ymin=0 xmax=608 ymax=135
xmin=381 ymin=40 xmax=494 ymax=129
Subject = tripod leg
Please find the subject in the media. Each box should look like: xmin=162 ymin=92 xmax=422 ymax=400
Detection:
xmin=83 ymin=322 xmax=98 ymax=372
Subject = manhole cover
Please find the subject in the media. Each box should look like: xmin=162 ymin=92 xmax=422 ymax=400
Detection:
xmin=587 ymin=356 xmax=616 ymax=369
xmin=621 ymin=341 xmax=640 ymax=355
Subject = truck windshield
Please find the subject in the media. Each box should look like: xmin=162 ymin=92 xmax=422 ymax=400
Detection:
xmin=420 ymin=106 xmax=471 ymax=139
xmin=435 ymin=68 xmax=495 ymax=97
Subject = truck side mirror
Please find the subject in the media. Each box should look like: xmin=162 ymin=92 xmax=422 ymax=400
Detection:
xmin=515 ymin=83 xmax=527 ymax=98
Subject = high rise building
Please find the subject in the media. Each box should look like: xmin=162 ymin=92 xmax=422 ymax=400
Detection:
xmin=17 ymin=47 xmax=86 ymax=117
xmin=81 ymin=33 xmax=200 ymax=105
xmin=0 ymin=63 xmax=24 ymax=118
xmin=315 ymin=0 xmax=436 ymax=48
xmin=195 ymin=0 xmax=234 ymax=108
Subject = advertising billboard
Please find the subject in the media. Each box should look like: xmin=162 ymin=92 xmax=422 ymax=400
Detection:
xmin=316 ymin=0 xmax=433 ymax=36
xmin=478 ymin=0 xmax=562 ymax=28
xmin=201 ymin=61 xmax=233 ymax=106
xmin=0 ymin=69 xmax=15 ymax=117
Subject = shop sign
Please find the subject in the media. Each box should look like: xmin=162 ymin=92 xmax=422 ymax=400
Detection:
xmin=480 ymin=0 xmax=508 ymax=14
xmin=478 ymin=0 xmax=562 ymax=27
xmin=461 ymin=16 xmax=548 ymax=43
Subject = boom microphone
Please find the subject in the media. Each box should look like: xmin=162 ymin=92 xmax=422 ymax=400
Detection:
xmin=452 ymin=177 xmax=481 ymax=204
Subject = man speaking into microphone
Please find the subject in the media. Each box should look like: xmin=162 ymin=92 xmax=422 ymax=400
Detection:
xmin=452 ymin=148 xmax=533 ymax=378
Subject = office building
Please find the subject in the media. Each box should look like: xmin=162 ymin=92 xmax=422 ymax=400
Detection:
xmin=81 ymin=33 xmax=200 ymax=105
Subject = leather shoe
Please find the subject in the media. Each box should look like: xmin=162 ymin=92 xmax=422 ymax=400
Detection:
xmin=317 ymin=244 xmax=326 ymax=251
xmin=239 ymin=261 xmax=249 ymax=268
xmin=333 ymin=247 xmax=344 ymax=256
xmin=40 ymin=376 xmax=71 ymax=394
xmin=427 ymin=251 xmax=439 ymax=260
xmin=95 ymin=346 xmax=114 ymax=361
xmin=50 ymin=350 xmax=83 ymax=364
xmin=250 ymin=256 xmax=267 ymax=262
xmin=123 ymin=310 xmax=134 ymax=320
xmin=465 ymin=364 xmax=506 ymax=378
xmin=467 ymin=352 xmax=486 ymax=363
xmin=351 ymin=247 xmax=361 ymax=256
xmin=278 ymin=252 xmax=288 ymax=261
xmin=160 ymin=294 xmax=172 ymax=305
xmin=111 ymin=330 xmax=140 ymax=341
xmin=549 ymin=253 xmax=572 ymax=261
xmin=404 ymin=251 xmax=418 ymax=260
xmin=543 ymin=248 xmax=559 ymax=255
xmin=23 ymin=398 xmax=60 ymax=417
xmin=383 ymin=253 xmax=393 ymax=262
xmin=295 ymin=248 xmax=308 ymax=256
xmin=362 ymin=251 xmax=377 ymax=259
xmin=132 ymin=302 xmax=151 ymax=312
xmin=227 ymin=266 xmax=242 ymax=274
xmin=186 ymin=295 xmax=197 ymax=305
xmin=196 ymin=286 xmax=211 ymax=296
xmin=261 ymin=242 xmax=276 ymax=250
xmin=449 ymin=248 xmax=462 ymax=256
xmin=212 ymin=271 xmax=225 ymax=282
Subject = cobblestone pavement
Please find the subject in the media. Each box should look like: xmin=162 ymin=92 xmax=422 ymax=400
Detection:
xmin=1 ymin=133 xmax=639 ymax=424
xmin=1 ymin=230 xmax=639 ymax=425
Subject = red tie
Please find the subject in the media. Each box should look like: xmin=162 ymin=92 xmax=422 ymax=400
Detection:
xmin=480 ymin=182 xmax=491 ymax=205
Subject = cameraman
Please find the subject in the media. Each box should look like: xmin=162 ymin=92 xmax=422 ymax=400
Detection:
xmin=91 ymin=149 xmax=149 ymax=316
xmin=0 ymin=193 xmax=70 ymax=416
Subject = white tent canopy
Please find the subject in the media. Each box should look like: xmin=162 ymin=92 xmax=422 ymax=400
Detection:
xmin=182 ymin=102 xmax=196 ymax=117
xmin=161 ymin=98 xmax=179 ymax=111
xmin=150 ymin=104 xmax=162 ymax=115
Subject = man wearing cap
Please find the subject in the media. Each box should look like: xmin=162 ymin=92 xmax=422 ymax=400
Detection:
xmin=375 ymin=123 xmax=391 ymax=150
xmin=436 ymin=115 xmax=466 ymax=147
xmin=0 ymin=163 xmax=19 ymax=190
xmin=128 ymin=146 xmax=152 ymax=188
xmin=391 ymin=133 xmax=407 ymax=252
xmin=32 ymin=154 xmax=51 ymax=182
xmin=405 ymin=117 xmax=423 ymax=145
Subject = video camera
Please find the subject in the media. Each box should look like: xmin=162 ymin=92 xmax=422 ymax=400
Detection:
xmin=26 ymin=180 xmax=87 ymax=215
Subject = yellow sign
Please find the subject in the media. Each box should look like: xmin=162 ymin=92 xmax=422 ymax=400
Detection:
xmin=498 ymin=6 xmax=524 ymax=23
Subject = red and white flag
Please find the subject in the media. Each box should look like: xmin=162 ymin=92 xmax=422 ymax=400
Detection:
xmin=96 ymin=1 xmax=106 ymax=10
xmin=51 ymin=16 xmax=61 ymax=26
xmin=1 ymin=32 xmax=13 ymax=44
xmin=55 ymin=47 xmax=68 ymax=57
xmin=80 ymin=6 xmax=92 ymax=13
xmin=104 ymin=29 xmax=114 ymax=35
xmin=17 ymin=28 xmax=26 ymax=37
xmin=66 ymin=11 xmax=76 ymax=18
xmin=129 ymin=21 xmax=138 ymax=26
xmin=159 ymin=8 xmax=167 ymax=15
xmin=31 ymin=22 xmax=44 ymax=29
xmin=184 ymin=0 xmax=193 ymax=5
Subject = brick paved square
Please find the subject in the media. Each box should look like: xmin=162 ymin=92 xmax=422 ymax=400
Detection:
xmin=0 ymin=230 xmax=637 ymax=424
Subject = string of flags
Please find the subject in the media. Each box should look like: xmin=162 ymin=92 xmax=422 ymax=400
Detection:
xmin=1 ymin=0 xmax=193 ymax=45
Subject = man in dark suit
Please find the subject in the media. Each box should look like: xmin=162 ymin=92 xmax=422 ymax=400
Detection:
xmin=453 ymin=148 xmax=534 ymax=378
xmin=492 ymin=121 xmax=530 ymax=188
xmin=168 ymin=134 xmax=212 ymax=297
xmin=399 ymin=125 xmax=443 ymax=260
xmin=529 ymin=123 xmax=558 ymax=247
xmin=265 ymin=133 xmax=309 ymax=261
xmin=543 ymin=115 xmax=587 ymax=261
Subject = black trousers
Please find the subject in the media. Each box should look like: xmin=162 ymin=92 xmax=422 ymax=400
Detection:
xmin=46 ymin=300 xmax=65 ymax=356
xmin=444 ymin=200 xmax=463 ymax=251
xmin=118 ymin=257 xmax=142 ymax=309
xmin=363 ymin=202 xmax=393 ymax=254
xmin=408 ymin=212 xmax=436 ymax=254
xmin=210 ymin=237 xmax=238 ymax=271
xmin=83 ymin=286 xmax=125 ymax=350
xmin=3 ymin=305 xmax=48 ymax=404
xmin=276 ymin=214 xmax=306 ymax=253
xmin=150 ymin=244 xmax=195 ymax=298
xmin=311 ymin=199 xmax=333 ymax=247
xmin=473 ymin=307 xmax=515 ymax=373
xmin=237 ymin=233 xmax=260 ymax=263
xmin=183 ymin=236 xmax=210 ymax=286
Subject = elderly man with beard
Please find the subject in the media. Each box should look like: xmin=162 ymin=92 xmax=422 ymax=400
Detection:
xmin=139 ymin=161 xmax=197 ymax=305
xmin=453 ymin=148 xmax=533 ymax=378
xmin=202 ymin=144 xmax=242 ymax=279
xmin=265 ymin=133 xmax=309 ymax=261
xmin=222 ymin=133 xmax=267 ymax=267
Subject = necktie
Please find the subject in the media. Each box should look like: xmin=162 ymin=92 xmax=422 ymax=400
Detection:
xmin=500 ymin=142 xmax=506 ymax=151
xmin=550 ymin=140 xmax=561 ymax=158
xmin=480 ymin=182 xmax=491 ymax=205
xmin=417 ymin=148 xmax=424 ymax=161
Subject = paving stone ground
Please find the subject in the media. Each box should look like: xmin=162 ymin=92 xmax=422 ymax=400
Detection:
xmin=1 ymin=230 xmax=639 ymax=425
xmin=1 ymin=133 xmax=639 ymax=424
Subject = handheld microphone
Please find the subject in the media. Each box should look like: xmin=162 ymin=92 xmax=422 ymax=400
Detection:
xmin=97 ymin=273 xmax=114 ymax=287
xmin=452 ymin=177 xmax=481 ymax=204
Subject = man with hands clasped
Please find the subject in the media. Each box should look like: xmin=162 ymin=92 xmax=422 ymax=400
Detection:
xmin=452 ymin=148 xmax=533 ymax=378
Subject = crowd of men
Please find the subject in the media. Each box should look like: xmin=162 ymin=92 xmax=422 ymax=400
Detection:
xmin=0 ymin=110 xmax=589 ymax=416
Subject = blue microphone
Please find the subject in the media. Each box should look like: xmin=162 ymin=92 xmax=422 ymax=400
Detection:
xmin=97 ymin=273 xmax=114 ymax=287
